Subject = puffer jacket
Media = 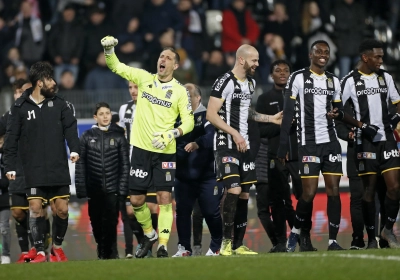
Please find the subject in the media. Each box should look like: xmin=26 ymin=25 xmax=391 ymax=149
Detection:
xmin=75 ymin=123 xmax=129 ymax=197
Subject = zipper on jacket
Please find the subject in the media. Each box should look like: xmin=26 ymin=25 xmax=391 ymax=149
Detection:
xmin=101 ymin=132 xmax=106 ymax=192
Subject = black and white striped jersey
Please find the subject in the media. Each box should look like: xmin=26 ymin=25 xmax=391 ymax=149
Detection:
xmin=118 ymin=100 xmax=136 ymax=143
xmin=341 ymin=69 xmax=400 ymax=142
xmin=284 ymin=68 xmax=342 ymax=146
xmin=210 ymin=71 xmax=256 ymax=150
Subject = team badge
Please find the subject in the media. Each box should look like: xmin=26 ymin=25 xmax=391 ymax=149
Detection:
xmin=165 ymin=172 xmax=171 ymax=181
xmin=248 ymin=81 xmax=254 ymax=92
xmin=225 ymin=164 xmax=231 ymax=174
xmin=214 ymin=186 xmax=218 ymax=195
xmin=327 ymin=78 xmax=333 ymax=89
xmin=304 ymin=164 xmax=309 ymax=174
xmin=359 ymin=161 xmax=365 ymax=171
xmin=110 ymin=139 xmax=114 ymax=146
xmin=270 ymin=159 xmax=275 ymax=169
xmin=48 ymin=101 xmax=53 ymax=107
xmin=378 ymin=76 xmax=386 ymax=86
xmin=165 ymin=90 xmax=173 ymax=99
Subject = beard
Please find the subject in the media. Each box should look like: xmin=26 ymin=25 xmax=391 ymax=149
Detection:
xmin=41 ymin=84 xmax=58 ymax=98
xmin=244 ymin=61 xmax=255 ymax=76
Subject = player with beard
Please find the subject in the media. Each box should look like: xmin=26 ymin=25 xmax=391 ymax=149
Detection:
xmin=206 ymin=44 xmax=283 ymax=256
xmin=3 ymin=62 xmax=80 ymax=262
xmin=278 ymin=40 xmax=378 ymax=252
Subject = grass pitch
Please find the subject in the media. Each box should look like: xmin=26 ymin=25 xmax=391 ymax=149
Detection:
xmin=3 ymin=250 xmax=400 ymax=280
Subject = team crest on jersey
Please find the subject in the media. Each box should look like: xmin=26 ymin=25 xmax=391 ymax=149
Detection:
xmin=378 ymin=76 xmax=386 ymax=86
xmin=110 ymin=139 xmax=114 ymax=146
xmin=195 ymin=115 xmax=202 ymax=126
xmin=327 ymin=78 xmax=333 ymax=89
xmin=165 ymin=90 xmax=173 ymax=99
xmin=48 ymin=101 xmax=53 ymax=107
xmin=357 ymin=152 xmax=376 ymax=159
xmin=222 ymin=157 xmax=239 ymax=165
xmin=248 ymin=80 xmax=254 ymax=92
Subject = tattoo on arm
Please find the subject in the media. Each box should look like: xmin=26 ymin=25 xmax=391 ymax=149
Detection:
xmin=249 ymin=108 xmax=269 ymax=122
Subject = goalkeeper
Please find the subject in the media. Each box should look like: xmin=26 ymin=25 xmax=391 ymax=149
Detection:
xmin=101 ymin=36 xmax=194 ymax=258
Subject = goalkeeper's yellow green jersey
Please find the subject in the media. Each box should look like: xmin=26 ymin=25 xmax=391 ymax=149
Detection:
xmin=105 ymin=53 xmax=194 ymax=154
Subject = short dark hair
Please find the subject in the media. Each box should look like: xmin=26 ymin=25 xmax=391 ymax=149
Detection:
xmin=270 ymin=59 xmax=292 ymax=74
xmin=12 ymin=78 xmax=29 ymax=92
xmin=162 ymin=47 xmax=180 ymax=64
xmin=310 ymin=40 xmax=330 ymax=50
xmin=359 ymin=39 xmax=383 ymax=55
xmin=94 ymin=102 xmax=110 ymax=115
xmin=29 ymin=61 xmax=54 ymax=88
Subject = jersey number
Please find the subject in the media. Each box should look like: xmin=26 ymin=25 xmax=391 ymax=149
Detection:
xmin=27 ymin=110 xmax=36 ymax=120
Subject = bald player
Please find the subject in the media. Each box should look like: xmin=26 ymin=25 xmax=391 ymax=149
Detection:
xmin=206 ymin=44 xmax=282 ymax=256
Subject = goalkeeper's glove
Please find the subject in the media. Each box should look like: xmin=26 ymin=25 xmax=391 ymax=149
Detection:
xmin=390 ymin=113 xmax=400 ymax=128
xmin=361 ymin=123 xmax=379 ymax=138
xmin=152 ymin=129 xmax=180 ymax=150
xmin=101 ymin=35 xmax=118 ymax=54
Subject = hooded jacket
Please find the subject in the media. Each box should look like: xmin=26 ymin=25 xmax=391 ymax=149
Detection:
xmin=3 ymin=88 xmax=79 ymax=188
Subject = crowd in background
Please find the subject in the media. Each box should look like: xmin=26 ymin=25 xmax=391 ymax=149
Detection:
xmin=0 ymin=0 xmax=399 ymax=97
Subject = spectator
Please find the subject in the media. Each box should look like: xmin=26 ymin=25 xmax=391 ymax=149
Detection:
xmin=111 ymin=0 xmax=146 ymax=33
xmin=75 ymin=102 xmax=130 ymax=259
xmin=83 ymin=6 xmax=113 ymax=72
xmin=221 ymin=0 xmax=259 ymax=64
xmin=84 ymin=51 xmax=127 ymax=100
xmin=202 ymin=49 xmax=230 ymax=86
xmin=48 ymin=4 xmax=84 ymax=83
xmin=260 ymin=2 xmax=295 ymax=61
xmin=333 ymin=0 xmax=366 ymax=78
xmin=15 ymin=0 xmax=46 ymax=67
xmin=177 ymin=0 xmax=208 ymax=82
xmin=258 ymin=34 xmax=286 ymax=84
xmin=58 ymin=69 xmax=77 ymax=92
xmin=173 ymin=48 xmax=198 ymax=85
xmin=116 ymin=17 xmax=144 ymax=65
xmin=141 ymin=0 xmax=183 ymax=54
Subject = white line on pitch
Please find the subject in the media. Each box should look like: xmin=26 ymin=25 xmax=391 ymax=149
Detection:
xmin=278 ymin=253 xmax=400 ymax=261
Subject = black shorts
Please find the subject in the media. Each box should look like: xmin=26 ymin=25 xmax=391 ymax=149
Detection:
xmin=9 ymin=193 xmax=29 ymax=210
xmin=129 ymin=146 xmax=176 ymax=192
xmin=214 ymin=148 xmax=257 ymax=186
xmin=356 ymin=139 xmax=400 ymax=175
xmin=298 ymin=141 xmax=343 ymax=178
xmin=127 ymin=193 xmax=157 ymax=204
xmin=27 ymin=186 xmax=70 ymax=204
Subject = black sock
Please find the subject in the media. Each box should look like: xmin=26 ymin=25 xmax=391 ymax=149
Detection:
xmin=129 ymin=216 xmax=144 ymax=242
xmin=53 ymin=214 xmax=68 ymax=246
xmin=362 ymin=199 xmax=376 ymax=241
xmin=27 ymin=214 xmax=33 ymax=246
xmin=15 ymin=216 xmax=30 ymax=252
xmin=327 ymin=196 xmax=341 ymax=240
xmin=294 ymin=198 xmax=312 ymax=230
xmin=46 ymin=218 xmax=50 ymax=236
xmin=222 ymin=193 xmax=239 ymax=239
xmin=384 ymin=195 xmax=400 ymax=230
xmin=192 ymin=211 xmax=203 ymax=247
xmin=29 ymin=216 xmax=45 ymax=251
xmin=151 ymin=213 xmax=158 ymax=231
xmin=233 ymin=198 xmax=248 ymax=249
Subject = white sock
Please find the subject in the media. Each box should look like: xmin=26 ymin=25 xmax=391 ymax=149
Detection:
xmin=37 ymin=251 xmax=45 ymax=256
xmin=329 ymin=239 xmax=336 ymax=245
xmin=292 ymin=227 xmax=300 ymax=235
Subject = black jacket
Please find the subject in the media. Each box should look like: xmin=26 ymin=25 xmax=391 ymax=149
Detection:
xmin=0 ymin=149 xmax=10 ymax=208
xmin=335 ymin=99 xmax=357 ymax=178
xmin=75 ymin=123 xmax=129 ymax=197
xmin=256 ymin=88 xmax=298 ymax=160
xmin=3 ymin=89 xmax=80 ymax=188
xmin=0 ymin=111 xmax=26 ymax=194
